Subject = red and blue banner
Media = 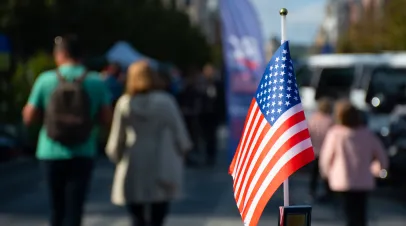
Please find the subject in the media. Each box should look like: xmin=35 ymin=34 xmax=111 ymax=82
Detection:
xmin=219 ymin=0 xmax=266 ymax=161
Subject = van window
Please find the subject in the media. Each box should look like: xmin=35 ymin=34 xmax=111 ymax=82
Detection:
xmin=295 ymin=65 xmax=312 ymax=87
xmin=315 ymin=67 xmax=356 ymax=100
xmin=366 ymin=68 xmax=406 ymax=113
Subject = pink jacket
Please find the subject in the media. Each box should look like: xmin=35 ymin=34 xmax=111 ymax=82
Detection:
xmin=319 ymin=125 xmax=389 ymax=192
xmin=307 ymin=112 xmax=334 ymax=156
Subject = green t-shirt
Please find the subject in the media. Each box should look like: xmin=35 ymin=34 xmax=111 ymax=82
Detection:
xmin=28 ymin=65 xmax=111 ymax=160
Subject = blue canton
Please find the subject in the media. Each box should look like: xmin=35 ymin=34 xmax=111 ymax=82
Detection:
xmin=254 ymin=41 xmax=301 ymax=125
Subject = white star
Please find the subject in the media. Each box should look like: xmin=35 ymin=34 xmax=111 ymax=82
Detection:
xmin=261 ymin=84 xmax=264 ymax=89
xmin=289 ymin=66 xmax=293 ymax=70
xmin=285 ymin=101 xmax=290 ymax=106
xmin=278 ymin=93 xmax=283 ymax=98
xmin=272 ymin=94 xmax=276 ymax=98
xmin=271 ymin=117 xmax=275 ymax=122
xmin=294 ymin=89 xmax=298 ymax=94
xmin=278 ymin=101 xmax=282 ymax=106
xmin=268 ymin=88 xmax=271 ymax=92
xmin=270 ymin=66 xmax=273 ymax=70
xmin=273 ymin=87 xmax=277 ymax=91
xmin=286 ymin=94 xmax=291 ymax=98
xmin=279 ymin=78 xmax=284 ymax=83
xmin=282 ymin=56 xmax=286 ymax=61
xmin=277 ymin=108 xmax=282 ymax=113
xmin=259 ymin=99 xmax=262 ymax=104
xmin=268 ymin=81 xmax=272 ymax=85
xmin=280 ymin=71 xmax=285 ymax=76
xmin=257 ymin=93 xmax=260 ymax=98
xmin=267 ymin=102 xmax=270 ymax=107
xmin=276 ymin=57 xmax=280 ymax=62
xmin=279 ymin=86 xmax=284 ymax=91
xmin=294 ymin=96 xmax=298 ymax=101
xmin=272 ymin=101 xmax=276 ymax=106
xmin=271 ymin=109 xmax=275 ymax=114
xmin=275 ymin=64 xmax=279 ymax=69
xmin=287 ymin=79 xmax=292 ymax=84
xmin=283 ymin=49 xmax=287 ymax=54
xmin=265 ymin=75 xmax=268 ymax=80
xmin=287 ymin=87 xmax=292 ymax=91
xmin=266 ymin=110 xmax=270 ymax=115
xmin=281 ymin=64 xmax=286 ymax=69
xmin=274 ymin=71 xmax=278 ymax=76
xmin=288 ymin=72 xmax=293 ymax=77
xmin=267 ymin=95 xmax=271 ymax=100
xmin=273 ymin=79 xmax=277 ymax=83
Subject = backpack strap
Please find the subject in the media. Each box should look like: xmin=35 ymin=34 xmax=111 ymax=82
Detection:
xmin=55 ymin=69 xmax=67 ymax=82
xmin=74 ymin=70 xmax=88 ymax=83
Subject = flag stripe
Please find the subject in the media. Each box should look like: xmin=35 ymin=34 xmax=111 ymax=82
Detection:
xmin=229 ymin=99 xmax=257 ymax=174
xmin=245 ymin=139 xmax=313 ymax=223
xmin=242 ymin=127 xmax=310 ymax=214
xmin=239 ymin=112 xmax=308 ymax=209
xmin=232 ymin=103 xmax=260 ymax=178
xmin=233 ymin=104 xmax=303 ymax=207
xmin=249 ymin=148 xmax=315 ymax=226
xmin=232 ymin=105 xmax=261 ymax=180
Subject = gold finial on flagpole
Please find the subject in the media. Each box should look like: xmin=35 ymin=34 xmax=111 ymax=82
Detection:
xmin=279 ymin=8 xmax=288 ymax=16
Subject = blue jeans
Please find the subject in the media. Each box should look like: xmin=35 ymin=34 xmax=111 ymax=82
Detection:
xmin=42 ymin=157 xmax=94 ymax=226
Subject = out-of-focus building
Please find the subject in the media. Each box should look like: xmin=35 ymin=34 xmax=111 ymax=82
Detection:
xmin=314 ymin=0 xmax=386 ymax=53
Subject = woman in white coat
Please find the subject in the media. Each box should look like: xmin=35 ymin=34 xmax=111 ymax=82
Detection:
xmin=106 ymin=60 xmax=192 ymax=226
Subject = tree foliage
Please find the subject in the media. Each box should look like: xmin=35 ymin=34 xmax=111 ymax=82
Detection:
xmin=0 ymin=0 xmax=211 ymax=68
xmin=337 ymin=0 xmax=406 ymax=53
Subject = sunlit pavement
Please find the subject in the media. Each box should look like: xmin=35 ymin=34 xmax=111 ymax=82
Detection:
xmin=0 ymin=128 xmax=405 ymax=226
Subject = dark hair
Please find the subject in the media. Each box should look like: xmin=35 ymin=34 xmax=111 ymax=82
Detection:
xmin=317 ymin=97 xmax=333 ymax=114
xmin=54 ymin=34 xmax=82 ymax=59
xmin=334 ymin=99 xmax=362 ymax=128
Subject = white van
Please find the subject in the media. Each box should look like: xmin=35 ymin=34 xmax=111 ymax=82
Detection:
xmin=296 ymin=53 xmax=406 ymax=118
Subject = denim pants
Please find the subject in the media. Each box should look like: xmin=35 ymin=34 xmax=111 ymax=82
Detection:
xmin=42 ymin=157 xmax=94 ymax=226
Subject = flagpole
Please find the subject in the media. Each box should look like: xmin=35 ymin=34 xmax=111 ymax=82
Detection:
xmin=280 ymin=7 xmax=289 ymax=207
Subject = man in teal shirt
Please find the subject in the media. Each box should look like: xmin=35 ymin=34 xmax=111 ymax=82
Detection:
xmin=22 ymin=35 xmax=112 ymax=226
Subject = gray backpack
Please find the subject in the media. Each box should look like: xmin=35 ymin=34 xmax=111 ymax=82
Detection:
xmin=44 ymin=69 xmax=93 ymax=146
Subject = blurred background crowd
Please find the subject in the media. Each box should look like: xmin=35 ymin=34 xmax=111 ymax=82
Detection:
xmin=1 ymin=0 xmax=406 ymax=226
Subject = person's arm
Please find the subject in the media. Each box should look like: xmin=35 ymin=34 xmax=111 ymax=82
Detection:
xmin=162 ymin=94 xmax=193 ymax=155
xmin=105 ymin=96 xmax=128 ymax=163
xmin=319 ymin=129 xmax=336 ymax=178
xmin=371 ymin=131 xmax=389 ymax=174
xmin=23 ymin=75 xmax=45 ymax=126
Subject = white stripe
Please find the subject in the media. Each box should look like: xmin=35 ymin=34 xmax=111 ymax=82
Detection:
xmin=245 ymin=138 xmax=312 ymax=223
xmin=232 ymin=102 xmax=259 ymax=177
xmin=233 ymin=119 xmax=267 ymax=197
xmin=241 ymin=120 xmax=308 ymax=208
xmin=232 ymin=103 xmax=261 ymax=178
xmin=234 ymin=104 xmax=303 ymax=206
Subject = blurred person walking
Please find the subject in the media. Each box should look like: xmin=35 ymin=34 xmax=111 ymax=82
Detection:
xmin=198 ymin=64 xmax=225 ymax=166
xmin=320 ymin=100 xmax=389 ymax=226
xmin=22 ymin=35 xmax=112 ymax=226
xmin=177 ymin=66 xmax=202 ymax=167
xmin=307 ymin=97 xmax=334 ymax=202
xmin=101 ymin=62 xmax=124 ymax=107
xmin=106 ymin=60 xmax=192 ymax=226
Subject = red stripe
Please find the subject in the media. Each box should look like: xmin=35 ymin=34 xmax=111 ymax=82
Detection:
xmin=233 ymin=116 xmax=271 ymax=210
xmin=241 ymin=129 xmax=311 ymax=215
xmin=233 ymin=110 xmax=263 ymax=191
xmin=229 ymin=99 xmax=257 ymax=175
xmin=247 ymin=148 xmax=315 ymax=226
xmin=235 ymin=111 xmax=306 ymax=210
xmin=233 ymin=106 xmax=260 ymax=179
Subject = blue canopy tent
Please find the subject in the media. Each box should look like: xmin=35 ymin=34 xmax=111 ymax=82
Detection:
xmin=106 ymin=41 xmax=159 ymax=70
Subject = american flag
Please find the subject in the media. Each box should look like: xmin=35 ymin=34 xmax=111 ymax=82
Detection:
xmin=229 ymin=41 xmax=315 ymax=226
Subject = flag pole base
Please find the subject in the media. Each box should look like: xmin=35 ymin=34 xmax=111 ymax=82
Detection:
xmin=278 ymin=205 xmax=312 ymax=226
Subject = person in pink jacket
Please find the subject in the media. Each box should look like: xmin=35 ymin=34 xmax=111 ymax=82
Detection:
xmin=319 ymin=99 xmax=389 ymax=226
xmin=307 ymin=97 xmax=334 ymax=202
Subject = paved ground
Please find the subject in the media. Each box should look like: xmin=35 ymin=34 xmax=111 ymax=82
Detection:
xmin=0 ymin=129 xmax=405 ymax=226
